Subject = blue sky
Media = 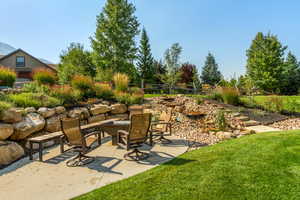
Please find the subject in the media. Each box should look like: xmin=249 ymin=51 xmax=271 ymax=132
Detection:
xmin=2 ymin=0 xmax=300 ymax=78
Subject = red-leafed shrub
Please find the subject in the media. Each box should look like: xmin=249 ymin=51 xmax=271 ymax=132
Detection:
xmin=33 ymin=68 xmax=57 ymax=85
xmin=0 ymin=66 xmax=16 ymax=87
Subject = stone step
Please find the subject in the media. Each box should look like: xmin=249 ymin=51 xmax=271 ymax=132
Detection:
xmin=243 ymin=120 xmax=260 ymax=127
xmin=245 ymin=125 xmax=281 ymax=133
xmin=236 ymin=116 xmax=250 ymax=121
xmin=232 ymin=112 xmax=241 ymax=117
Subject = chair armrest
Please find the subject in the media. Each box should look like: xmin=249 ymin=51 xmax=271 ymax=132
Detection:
xmin=151 ymin=121 xmax=171 ymax=126
xmin=118 ymin=130 xmax=130 ymax=135
xmin=83 ymin=131 xmax=101 ymax=138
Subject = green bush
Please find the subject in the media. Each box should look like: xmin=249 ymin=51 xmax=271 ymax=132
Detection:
xmin=196 ymin=97 xmax=204 ymax=105
xmin=113 ymin=73 xmax=129 ymax=92
xmin=50 ymin=85 xmax=78 ymax=105
xmin=8 ymin=93 xmax=60 ymax=108
xmin=0 ymin=67 xmax=16 ymax=87
xmin=94 ymin=83 xmax=114 ymax=100
xmin=128 ymin=94 xmax=143 ymax=105
xmin=33 ymin=68 xmax=57 ymax=85
xmin=95 ymin=68 xmax=114 ymax=83
xmin=22 ymin=81 xmax=50 ymax=93
xmin=268 ymin=96 xmax=284 ymax=113
xmin=114 ymin=91 xmax=131 ymax=104
xmin=220 ymin=87 xmax=240 ymax=105
xmin=0 ymin=101 xmax=13 ymax=115
xmin=215 ymin=110 xmax=227 ymax=131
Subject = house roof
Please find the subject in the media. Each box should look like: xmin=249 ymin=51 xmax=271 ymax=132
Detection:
xmin=0 ymin=49 xmax=57 ymax=72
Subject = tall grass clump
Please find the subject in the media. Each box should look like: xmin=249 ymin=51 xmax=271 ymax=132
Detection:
xmin=51 ymin=85 xmax=78 ymax=105
xmin=220 ymin=87 xmax=240 ymax=105
xmin=113 ymin=73 xmax=129 ymax=92
xmin=94 ymin=83 xmax=113 ymax=100
xmin=33 ymin=68 xmax=57 ymax=85
xmin=71 ymin=75 xmax=95 ymax=99
xmin=0 ymin=67 xmax=16 ymax=87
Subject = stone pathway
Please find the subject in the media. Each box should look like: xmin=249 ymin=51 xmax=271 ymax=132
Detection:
xmin=0 ymin=135 xmax=188 ymax=200
xmin=245 ymin=125 xmax=281 ymax=133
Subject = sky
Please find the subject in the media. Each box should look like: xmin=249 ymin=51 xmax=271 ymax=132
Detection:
xmin=2 ymin=0 xmax=300 ymax=78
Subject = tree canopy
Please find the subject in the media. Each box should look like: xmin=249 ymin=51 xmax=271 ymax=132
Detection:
xmin=200 ymin=53 xmax=222 ymax=85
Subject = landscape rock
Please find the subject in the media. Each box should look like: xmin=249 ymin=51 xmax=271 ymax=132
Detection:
xmin=0 ymin=141 xmax=24 ymax=166
xmin=0 ymin=108 xmax=22 ymax=123
xmin=45 ymin=114 xmax=66 ymax=133
xmin=0 ymin=123 xmax=14 ymax=140
xmin=88 ymin=114 xmax=106 ymax=123
xmin=111 ymin=104 xmax=127 ymax=114
xmin=68 ymin=107 xmax=90 ymax=120
xmin=11 ymin=113 xmax=45 ymax=140
xmin=55 ymin=106 xmax=66 ymax=114
xmin=106 ymin=113 xmax=129 ymax=120
xmin=38 ymin=107 xmax=56 ymax=118
xmin=24 ymin=107 xmax=36 ymax=113
xmin=216 ymin=132 xmax=232 ymax=140
xmin=90 ymin=104 xmax=111 ymax=115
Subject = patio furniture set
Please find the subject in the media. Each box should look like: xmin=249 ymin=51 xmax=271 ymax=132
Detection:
xmin=28 ymin=108 xmax=173 ymax=167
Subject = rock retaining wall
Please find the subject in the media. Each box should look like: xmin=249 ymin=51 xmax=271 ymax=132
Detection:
xmin=0 ymin=101 xmax=130 ymax=167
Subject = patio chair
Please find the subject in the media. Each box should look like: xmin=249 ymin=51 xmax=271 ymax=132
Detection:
xmin=60 ymin=117 xmax=102 ymax=167
xmin=150 ymin=108 xmax=172 ymax=144
xmin=117 ymin=113 xmax=152 ymax=161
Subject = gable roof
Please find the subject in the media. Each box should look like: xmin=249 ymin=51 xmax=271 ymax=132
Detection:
xmin=0 ymin=49 xmax=57 ymax=72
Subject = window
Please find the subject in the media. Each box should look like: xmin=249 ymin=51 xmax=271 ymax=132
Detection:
xmin=16 ymin=56 xmax=25 ymax=67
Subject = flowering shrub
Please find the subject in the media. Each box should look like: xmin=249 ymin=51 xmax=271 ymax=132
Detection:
xmin=71 ymin=75 xmax=94 ymax=90
xmin=33 ymin=68 xmax=57 ymax=85
xmin=0 ymin=67 xmax=16 ymax=87
xmin=51 ymin=85 xmax=78 ymax=105
xmin=94 ymin=83 xmax=113 ymax=100
xmin=22 ymin=81 xmax=50 ymax=93
xmin=113 ymin=73 xmax=129 ymax=92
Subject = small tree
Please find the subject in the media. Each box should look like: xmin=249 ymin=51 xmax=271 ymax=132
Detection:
xmin=201 ymin=53 xmax=222 ymax=85
xmin=159 ymin=43 xmax=182 ymax=93
xmin=179 ymin=63 xmax=196 ymax=84
xmin=58 ymin=43 xmax=95 ymax=84
xmin=137 ymin=28 xmax=155 ymax=88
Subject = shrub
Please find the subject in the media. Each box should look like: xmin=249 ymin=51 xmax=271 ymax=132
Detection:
xmin=215 ymin=110 xmax=228 ymax=131
xmin=0 ymin=101 xmax=13 ymax=115
xmin=8 ymin=93 xmax=60 ymax=108
xmin=22 ymin=81 xmax=50 ymax=93
xmin=268 ymin=96 xmax=284 ymax=113
xmin=113 ymin=73 xmax=129 ymax=92
xmin=51 ymin=85 xmax=78 ymax=105
xmin=114 ymin=91 xmax=131 ymax=104
xmin=95 ymin=68 xmax=114 ymax=82
xmin=0 ymin=67 xmax=16 ymax=87
xmin=94 ymin=83 xmax=113 ymax=100
xmin=220 ymin=87 xmax=240 ymax=105
xmin=71 ymin=75 xmax=95 ymax=99
xmin=196 ymin=97 xmax=204 ymax=105
xmin=33 ymin=68 xmax=57 ymax=85
xmin=286 ymin=98 xmax=300 ymax=113
xmin=129 ymin=94 xmax=144 ymax=105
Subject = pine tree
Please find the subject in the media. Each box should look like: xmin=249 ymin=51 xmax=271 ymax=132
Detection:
xmin=281 ymin=52 xmax=300 ymax=94
xmin=200 ymin=53 xmax=222 ymax=85
xmin=246 ymin=32 xmax=287 ymax=93
xmin=90 ymin=0 xmax=140 ymax=77
xmin=137 ymin=28 xmax=154 ymax=88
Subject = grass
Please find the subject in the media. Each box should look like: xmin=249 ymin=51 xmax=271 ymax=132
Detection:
xmin=240 ymin=95 xmax=300 ymax=113
xmin=74 ymin=130 xmax=300 ymax=200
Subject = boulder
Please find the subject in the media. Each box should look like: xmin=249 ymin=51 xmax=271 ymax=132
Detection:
xmin=68 ymin=107 xmax=90 ymax=120
xmin=11 ymin=113 xmax=46 ymax=140
xmin=55 ymin=106 xmax=66 ymax=114
xmin=0 ymin=123 xmax=14 ymax=140
xmin=90 ymin=104 xmax=111 ymax=115
xmin=106 ymin=113 xmax=129 ymax=120
xmin=111 ymin=104 xmax=127 ymax=114
xmin=0 ymin=108 xmax=22 ymax=123
xmin=0 ymin=141 xmax=24 ymax=166
xmin=45 ymin=114 xmax=66 ymax=133
xmin=24 ymin=107 xmax=36 ymax=113
xmin=38 ymin=107 xmax=56 ymax=118
xmin=88 ymin=114 xmax=106 ymax=124
xmin=216 ymin=131 xmax=232 ymax=140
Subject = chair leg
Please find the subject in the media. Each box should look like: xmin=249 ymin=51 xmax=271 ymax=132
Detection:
xmin=66 ymin=152 xmax=95 ymax=167
xmin=124 ymin=148 xmax=149 ymax=161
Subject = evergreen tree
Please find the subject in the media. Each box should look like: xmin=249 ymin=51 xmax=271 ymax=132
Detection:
xmin=246 ymin=32 xmax=287 ymax=93
xmin=58 ymin=43 xmax=95 ymax=84
xmin=200 ymin=53 xmax=222 ymax=85
xmin=281 ymin=52 xmax=300 ymax=94
xmin=90 ymin=0 xmax=140 ymax=77
xmin=137 ymin=28 xmax=154 ymax=88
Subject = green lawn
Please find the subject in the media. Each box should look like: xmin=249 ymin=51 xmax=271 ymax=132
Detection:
xmin=74 ymin=131 xmax=300 ymax=200
xmin=240 ymin=95 xmax=300 ymax=113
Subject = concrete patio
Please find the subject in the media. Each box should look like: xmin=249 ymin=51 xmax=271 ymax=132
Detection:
xmin=0 ymin=135 xmax=188 ymax=200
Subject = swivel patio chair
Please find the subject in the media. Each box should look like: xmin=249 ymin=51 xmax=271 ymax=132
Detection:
xmin=117 ymin=113 xmax=152 ymax=161
xmin=150 ymin=108 xmax=172 ymax=144
xmin=60 ymin=117 xmax=102 ymax=167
